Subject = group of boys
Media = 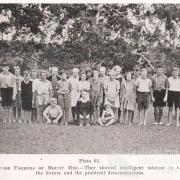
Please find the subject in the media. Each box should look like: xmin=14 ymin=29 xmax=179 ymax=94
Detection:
xmin=0 ymin=63 xmax=180 ymax=127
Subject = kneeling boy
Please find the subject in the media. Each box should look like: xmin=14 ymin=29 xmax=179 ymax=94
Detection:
xmin=43 ymin=98 xmax=62 ymax=124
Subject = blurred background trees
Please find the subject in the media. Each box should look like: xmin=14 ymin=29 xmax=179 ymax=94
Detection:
xmin=0 ymin=4 xmax=180 ymax=73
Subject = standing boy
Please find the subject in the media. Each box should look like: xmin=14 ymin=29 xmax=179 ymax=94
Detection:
xmin=13 ymin=66 xmax=23 ymax=123
xmin=0 ymin=64 xmax=16 ymax=123
xmin=35 ymin=70 xmax=52 ymax=123
xmin=136 ymin=68 xmax=152 ymax=126
xmin=99 ymin=66 xmax=109 ymax=116
xmin=104 ymin=70 xmax=120 ymax=120
xmin=90 ymin=70 xmax=102 ymax=123
xmin=68 ymin=68 xmax=80 ymax=122
xmin=57 ymin=72 xmax=72 ymax=125
xmin=166 ymin=67 xmax=180 ymax=126
xmin=152 ymin=65 xmax=168 ymax=125
xmin=31 ymin=70 xmax=39 ymax=122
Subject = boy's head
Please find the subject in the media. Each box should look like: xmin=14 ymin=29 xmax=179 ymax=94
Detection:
xmin=133 ymin=65 xmax=140 ymax=77
xmin=93 ymin=70 xmax=99 ymax=79
xmin=61 ymin=72 xmax=67 ymax=80
xmin=31 ymin=70 xmax=38 ymax=79
xmin=23 ymin=70 xmax=31 ymax=81
xmin=2 ymin=65 xmax=9 ymax=73
xmin=156 ymin=65 xmax=163 ymax=75
xmin=99 ymin=67 xmax=106 ymax=76
xmin=40 ymin=70 xmax=47 ymax=80
xmin=81 ymin=72 xmax=87 ymax=81
xmin=125 ymin=72 xmax=132 ymax=81
xmin=51 ymin=67 xmax=58 ymax=75
xmin=141 ymin=68 xmax=147 ymax=78
xmin=50 ymin=98 xmax=57 ymax=107
xmin=14 ymin=66 xmax=20 ymax=76
xmin=172 ymin=67 xmax=179 ymax=77
xmin=72 ymin=68 xmax=79 ymax=78
xmin=114 ymin=65 xmax=122 ymax=76
xmin=86 ymin=69 xmax=92 ymax=78
xmin=81 ymin=90 xmax=88 ymax=99
xmin=108 ymin=70 xmax=115 ymax=80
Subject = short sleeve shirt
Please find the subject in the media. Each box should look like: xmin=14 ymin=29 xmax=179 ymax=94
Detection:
xmin=152 ymin=74 xmax=168 ymax=90
xmin=44 ymin=105 xmax=62 ymax=119
xmin=168 ymin=76 xmax=180 ymax=92
xmin=35 ymin=80 xmax=52 ymax=95
xmin=0 ymin=72 xmax=16 ymax=88
xmin=57 ymin=79 xmax=72 ymax=94
xmin=136 ymin=77 xmax=152 ymax=92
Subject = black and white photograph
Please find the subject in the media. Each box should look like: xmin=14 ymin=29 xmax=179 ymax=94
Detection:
xmin=0 ymin=3 xmax=180 ymax=154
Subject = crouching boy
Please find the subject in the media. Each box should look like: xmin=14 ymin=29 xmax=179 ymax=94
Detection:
xmin=43 ymin=98 xmax=62 ymax=124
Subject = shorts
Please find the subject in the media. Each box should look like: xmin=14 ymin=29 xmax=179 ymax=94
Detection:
xmin=167 ymin=91 xmax=180 ymax=108
xmin=37 ymin=94 xmax=50 ymax=106
xmin=1 ymin=87 xmax=13 ymax=107
xmin=58 ymin=94 xmax=71 ymax=110
xmin=21 ymin=96 xmax=32 ymax=111
xmin=137 ymin=91 xmax=150 ymax=110
xmin=153 ymin=89 xmax=166 ymax=107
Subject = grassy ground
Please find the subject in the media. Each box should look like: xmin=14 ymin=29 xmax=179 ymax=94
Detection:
xmin=0 ymin=105 xmax=180 ymax=154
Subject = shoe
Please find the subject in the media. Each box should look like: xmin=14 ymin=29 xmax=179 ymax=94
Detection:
xmin=79 ymin=124 xmax=83 ymax=127
xmin=64 ymin=122 xmax=68 ymax=125
xmin=86 ymin=124 xmax=90 ymax=127
xmin=153 ymin=122 xmax=158 ymax=125
xmin=166 ymin=123 xmax=171 ymax=126
xmin=176 ymin=123 xmax=180 ymax=127
xmin=158 ymin=122 xmax=164 ymax=125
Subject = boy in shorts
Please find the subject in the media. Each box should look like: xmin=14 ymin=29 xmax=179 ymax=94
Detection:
xmin=35 ymin=70 xmax=52 ymax=123
xmin=136 ymin=68 xmax=152 ymax=126
xmin=0 ymin=64 xmax=16 ymax=123
xmin=167 ymin=67 xmax=180 ymax=126
xmin=43 ymin=98 xmax=62 ymax=124
xmin=152 ymin=65 xmax=168 ymax=125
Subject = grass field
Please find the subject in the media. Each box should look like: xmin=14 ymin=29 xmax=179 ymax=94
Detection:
xmin=0 ymin=105 xmax=180 ymax=154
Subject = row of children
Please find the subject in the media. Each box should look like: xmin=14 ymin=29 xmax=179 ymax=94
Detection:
xmin=0 ymin=63 xmax=180 ymax=127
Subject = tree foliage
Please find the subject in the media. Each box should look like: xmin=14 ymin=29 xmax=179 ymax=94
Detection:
xmin=0 ymin=4 xmax=179 ymax=72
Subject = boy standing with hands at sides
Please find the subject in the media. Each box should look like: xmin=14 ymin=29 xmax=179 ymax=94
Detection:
xmin=35 ymin=70 xmax=52 ymax=123
xmin=90 ymin=70 xmax=102 ymax=123
xmin=0 ymin=64 xmax=16 ymax=123
xmin=166 ymin=67 xmax=180 ymax=127
xmin=13 ymin=66 xmax=23 ymax=123
xmin=136 ymin=68 xmax=153 ymax=126
xmin=43 ymin=98 xmax=62 ymax=124
xmin=57 ymin=72 xmax=72 ymax=125
xmin=31 ymin=70 xmax=39 ymax=122
xmin=99 ymin=66 xmax=109 ymax=116
xmin=151 ymin=65 xmax=168 ymax=125
xmin=68 ymin=68 xmax=80 ymax=123
xmin=21 ymin=71 xmax=33 ymax=124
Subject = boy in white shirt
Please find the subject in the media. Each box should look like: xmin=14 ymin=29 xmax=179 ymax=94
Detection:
xmin=43 ymin=98 xmax=62 ymax=124
xmin=35 ymin=70 xmax=52 ymax=123
xmin=136 ymin=68 xmax=153 ymax=126
xmin=167 ymin=67 xmax=180 ymax=126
